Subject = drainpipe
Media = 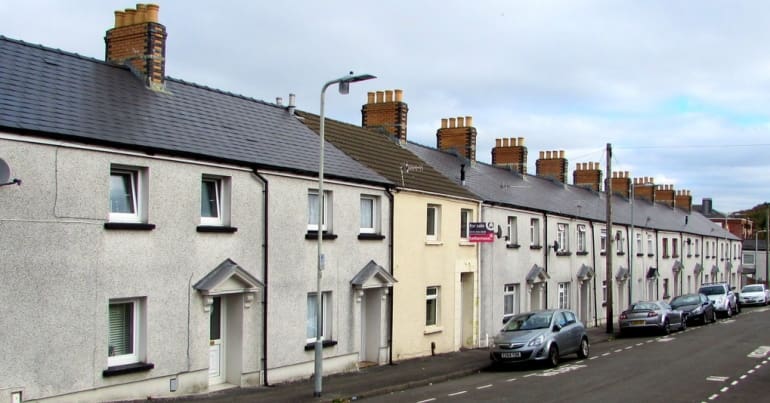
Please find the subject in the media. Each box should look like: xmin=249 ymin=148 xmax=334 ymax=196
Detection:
xmin=543 ymin=213 xmax=549 ymax=309
xmin=655 ymin=229 xmax=660 ymax=300
xmin=253 ymin=171 xmax=270 ymax=386
xmin=590 ymin=221 xmax=598 ymax=328
xmin=386 ymin=187 xmax=395 ymax=365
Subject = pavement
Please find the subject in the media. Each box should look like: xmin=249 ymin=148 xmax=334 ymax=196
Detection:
xmin=177 ymin=326 xmax=615 ymax=403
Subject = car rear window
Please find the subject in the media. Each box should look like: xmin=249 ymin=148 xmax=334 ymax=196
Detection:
xmin=699 ymin=286 xmax=724 ymax=295
xmin=742 ymin=285 xmax=763 ymax=292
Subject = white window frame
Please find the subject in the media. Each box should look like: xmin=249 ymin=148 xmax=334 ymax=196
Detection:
xmin=530 ymin=218 xmax=540 ymax=247
xmin=558 ymin=282 xmax=571 ymax=309
xmin=600 ymin=229 xmax=607 ymax=253
xmin=507 ymin=216 xmax=518 ymax=245
xmin=744 ymin=253 xmax=755 ymax=266
xmin=426 ymin=286 xmax=439 ymax=326
xmin=426 ymin=204 xmax=441 ymax=241
xmin=503 ymin=283 xmax=520 ymax=318
xmin=200 ymin=175 xmax=231 ymax=226
xmin=577 ymin=224 xmax=586 ymax=252
xmin=662 ymin=237 xmax=669 ymax=257
xmin=557 ymin=223 xmax=569 ymax=252
xmin=308 ymin=190 xmax=331 ymax=232
xmin=108 ymin=298 xmax=145 ymax=367
xmin=616 ymin=231 xmax=624 ymax=253
xmin=109 ymin=166 xmax=146 ymax=223
xmin=306 ymin=291 xmax=332 ymax=342
xmin=360 ymin=195 xmax=378 ymax=234
xmin=460 ymin=208 xmax=473 ymax=240
xmin=602 ymin=280 xmax=607 ymax=305
xmin=695 ymin=239 xmax=700 ymax=255
xmin=636 ymin=232 xmax=642 ymax=254
xmin=647 ymin=233 xmax=654 ymax=255
xmin=672 ymin=238 xmax=679 ymax=257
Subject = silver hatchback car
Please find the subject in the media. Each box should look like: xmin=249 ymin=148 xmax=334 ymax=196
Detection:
xmin=489 ymin=309 xmax=589 ymax=367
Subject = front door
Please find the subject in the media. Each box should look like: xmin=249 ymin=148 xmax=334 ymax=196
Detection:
xmin=209 ymin=296 xmax=225 ymax=385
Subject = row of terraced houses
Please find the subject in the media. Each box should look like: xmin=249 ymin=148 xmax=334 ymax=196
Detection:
xmin=0 ymin=4 xmax=742 ymax=402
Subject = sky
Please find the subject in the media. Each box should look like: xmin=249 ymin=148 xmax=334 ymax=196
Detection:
xmin=2 ymin=0 xmax=770 ymax=214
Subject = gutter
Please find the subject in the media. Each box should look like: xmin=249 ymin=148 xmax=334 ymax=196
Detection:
xmin=253 ymin=170 xmax=271 ymax=386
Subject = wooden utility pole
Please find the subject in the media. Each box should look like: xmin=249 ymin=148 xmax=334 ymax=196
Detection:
xmin=605 ymin=143 xmax=614 ymax=335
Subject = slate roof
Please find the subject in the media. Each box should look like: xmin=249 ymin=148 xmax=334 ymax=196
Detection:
xmin=296 ymin=111 xmax=478 ymax=201
xmin=0 ymin=36 xmax=389 ymax=186
xmin=406 ymin=142 xmax=739 ymax=240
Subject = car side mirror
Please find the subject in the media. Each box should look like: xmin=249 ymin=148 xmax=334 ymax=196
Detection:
xmin=552 ymin=324 xmax=561 ymax=332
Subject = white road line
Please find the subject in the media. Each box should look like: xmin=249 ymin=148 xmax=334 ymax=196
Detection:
xmin=708 ymin=394 xmax=719 ymax=400
xmin=602 ymin=352 xmax=611 ymax=357
xmin=748 ymin=369 xmax=755 ymax=374
xmin=646 ymin=340 xmax=654 ymax=343
xmin=477 ymin=384 xmax=492 ymax=390
xmin=706 ymin=376 xmax=729 ymax=382
xmin=636 ymin=343 xmax=644 ymax=346
xmin=756 ymin=364 xmax=762 ymax=369
xmin=524 ymin=374 xmax=536 ymax=378
xmin=740 ymin=375 xmax=747 ymax=380
xmin=625 ymin=346 xmax=633 ymax=350
xmin=614 ymin=349 xmax=623 ymax=353
xmin=731 ymin=380 xmax=738 ymax=386
xmin=416 ymin=399 xmax=436 ymax=403
xmin=720 ymin=387 xmax=729 ymax=393
xmin=589 ymin=356 xmax=598 ymax=360
xmin=448 ymin=391 xmax=467 ymax=397
xmin=505 ymin=378 xmax=517 ymax=382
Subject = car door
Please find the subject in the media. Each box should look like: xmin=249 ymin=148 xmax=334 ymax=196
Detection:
xmin=554 ymin=311 xmax=579 ymax=354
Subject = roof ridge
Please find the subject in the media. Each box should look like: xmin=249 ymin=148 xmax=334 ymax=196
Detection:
xmin=1 ymin=34 xmax=109 ymax=65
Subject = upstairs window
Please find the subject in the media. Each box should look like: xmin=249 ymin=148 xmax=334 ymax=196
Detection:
xmin=557 ymin=223 xmax=569 ymax=252
xmin=616 ymin=230 xmax=624 ymax=253
xmin=530 ymin=218 xmax=541 ymax=247
xmin=506 ymin=216 xmax=518 ymax=245
xmin=672 ymin=238 xmax=679 ymax=257
xmin=109 ymin=166 xmax=146 ymax=223
xmin=647 ymin=234 xmax=654 ymax=255
xmin=460 ymin=209 xmax=473 ymax=240
xmin=360 ymin=195 xmax=379 ymax=234
xmin=635 ymin=232 xmax=642 ymax=254
xmin=201 ymin=176 xmax=230 ymax=226
xmin=662 ymin=237 xmax=669 ymax=257
xmin=600 ymin=229 xmax=607 ymax=253
xmin=426 ymin=204 xmax=441 ymax=241
xmin=308 ymin=190 xmax=331 ymax=232
xmin=577 ymin=224 xmax=587 ymax=252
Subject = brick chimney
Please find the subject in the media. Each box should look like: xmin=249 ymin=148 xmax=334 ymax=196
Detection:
xmin=655 ymin=184 xmax=675 ymax=208
xmin=610 ymin=171 xmax=632 ymax=198
xmin=536 ymin=150 xmax=568 ymax=183
xmin=492 ymin=137 xmax=528 ymax=174
xmin=675 ymin=190 xmax=692 ymax=212
xmin=633 ymin=177 xmax=655 ymax=202
xmin=362 ymin=89 xmax=409 ymax=143
xmin=573 ymin=162 xmax=602 ymax=191
xmin=436 ymin=116 xmax=477 ymax=163
xmin=105 ymin=3 xmax=166 ymax=90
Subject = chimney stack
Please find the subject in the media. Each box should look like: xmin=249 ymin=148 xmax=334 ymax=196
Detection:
xmin=436 ymin=115 xmax=478 ymax=163
xmin=105 ymin=4 xmax=166 ymax=90
xmin=536 ymin=150 xmax=568 ymax=183
xmin=491 ymin=137 xmax=528 ymax=174
xmin=573 ymin=162 xmax=603 ymax=191
xmin=362 ymin=88 xmax=409 ymax=143
xmin=654 ymin=184 xmax=676 ymax=208
xmin=675 ymin=190 xmax=692 ymax=212
xmin=610 ymin=171 xmax=631 ymax=198
xmin=633 ymin=177 xmax=656 ymax=203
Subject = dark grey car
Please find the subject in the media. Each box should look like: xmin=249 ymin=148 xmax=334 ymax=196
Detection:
xmin=489 ymin=309 xmax=589 ymax=367
xmin=670 ymin=293 xmax=716 ymax=325
xmin=619 ymin=301 xmax=686 ymax=335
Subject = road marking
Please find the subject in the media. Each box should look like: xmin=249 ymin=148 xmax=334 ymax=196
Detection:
xmin=416 ymin=399 xmax=436 ymax=403
xmin=535 ymin=364 xmax=586 ymax=377
xmin=505 ymin=378 xmax=517 ymax=382
xmin=658 ymin=337 xmax=675 ymax=342
xmin=740 ymin=375 xmax=747 ymax=380
xmin=646 ymin=340 xmax=654 ymax=343
xmin=602 ymin=352 xmax=611 ymax=357
xmin=576 ymin=360 xmax=584 ymax=364
xmin=720 ymin=387 xmax=729 ymax=393
xmin=448 ymin=391 xmax=467 ymax=397
xmin=756 ymin=364 xmax=762 ymax=369
xmin=636 ymin=343 xmax=644 ymax=346
xmin=708 ymin=394 xmax=719 ymax=400
xmin=706 ymin=376 xmax=729 ymax=382
xmin=589 ymin=356 xmax=598 ymax=360
xmin=721 ymin=319 xmax=735 ymax=324
xmin=731 ymin=381 xmax=738 ymax=386
xmin=748 ymin=369 xmax=755 ymax=374
xmin=748 ymin=346 xmax=770 ymax=358
xmin=524 ymin=374 xmax=536 ymax=378
xmin=614 ymin=349 xmax=623 ymax=353
xmin=477 ymin=384 xmax=492 ymax=390
xmin=625 ymin=346 xmax=633 ymax=350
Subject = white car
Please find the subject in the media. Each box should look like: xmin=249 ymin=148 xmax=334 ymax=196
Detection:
xmin=739 ymin=284 xmax=770 ymax=306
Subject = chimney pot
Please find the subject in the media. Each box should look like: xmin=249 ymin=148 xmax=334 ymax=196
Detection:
xmin=136 ymin=4 xmax=147 ymax=23
xmin=385 ymin=90 xmax=393 ymax=102
xmin=376 ymin=91 xmax=384 ymax=103
xmin=124 ymin=8 xmax=136 ymax=25
xmin=539 ymin=151 xmax=545 ymax=159
xmin=276 ymin=97 xmax=283 ymax=106
xmin=146 ymin=4 xmax=159 ymax=22
xmin=495 ymin=138 xmax=502 ymax=147
xmin=395 ymin=89 xmax=403 ymax=102
xmin=449 ymin=117 xmax=456 ymax=128
xmin=559 ymin=150 xmax=565 ymax=159
xmin=465 ymin=116 xmax=473 ymax=127
xmin=367 ymin=92 xmax=375 ymax=104
xmin=114 ymin=11 xmax=125 ymax=27
xmin=457 ymin=116 xmax=465 ymax=127
xmin=441 ymin=118 xmax=448 ymax=129
xmin=518 ymin=137 xmax=525 ymax=146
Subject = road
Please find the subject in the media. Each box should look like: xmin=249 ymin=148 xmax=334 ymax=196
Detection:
xmin=367 ymin=306 xmax=770 ymax=403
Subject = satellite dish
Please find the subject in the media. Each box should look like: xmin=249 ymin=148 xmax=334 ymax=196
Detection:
xmin=0 ymin=158 xmax=10 ymax=183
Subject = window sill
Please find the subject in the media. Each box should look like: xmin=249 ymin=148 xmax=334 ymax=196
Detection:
xmin=672 ymin=254 xmax=680 ymax=258
xmin=687 ymin=254 xmax=693 ymax=258
xmin=556 ymin=251 xmax=572 ymax=256
xmin=305 ymin=231 xmax=338 ymax=240
xmin=425 ymin=240 xmax=443 ymax=246
xmin=304 ymin=340 xmax=338 ymax=351
xmin=358 ymin=233 xmax=386 ymax=240
xmin=104 ymin=222 xmax=156 ymax=231
xmin=576 ymin=251 xmax=589 ymax=256
xmin=459 ymin=241 xmax=475 ymax=247
xmin=600 ymin=252 xmax=607 ymax=256
xmin=695 ymin=254 xmax=700 ymax=258
xmin=636 ymin=253 xmax=644 ymax=257
xmin=530 ymin=245 xmax=543 ymax=250
xmin=423 ymin=326 xmax=443 ymax=335
xmin=647 ymin=254 xmax=655 ymax=258
xmin=197 ymin=225 xmax=238 ymax=233
xmin=103 ymin=362 xmax=154 ymax=377
xmin=506 ymin=243 xmax=521 ymax=249
xmin=662 ymin=255 xmax=670 ymax=259
xmin=616 ymin=252 xmax=626 ymax=256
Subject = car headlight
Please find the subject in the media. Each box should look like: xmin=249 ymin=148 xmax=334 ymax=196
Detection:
xmin=528 ymin=334 xmax=545 ymax=347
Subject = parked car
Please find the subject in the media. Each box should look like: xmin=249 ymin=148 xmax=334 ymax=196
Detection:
xmin=670 ymin=293 xmax=717 ymax=325
xmin=489 ymin=309 xmax=589 ymax=367
xmin=698 ymin=282 xmax=739 ymax=317
xmin=739 ymin=284 xmax=770 ymax=306
xmin=619 ymin=301 xmax=686 ymax=335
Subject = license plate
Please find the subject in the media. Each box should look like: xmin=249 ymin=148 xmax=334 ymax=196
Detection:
xmin=501 ymin=352 xmax=521 ymax=358
xmin=632 ymin=320 xmax=646 ymax=325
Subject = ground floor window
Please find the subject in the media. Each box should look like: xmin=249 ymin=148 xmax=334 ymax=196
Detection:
xmin=503 ymin=283 xmax=520 ymax=319
xmin=108 ymin=298 xmax=144 ymax=367
xmin=558 ymin=282 xmax=571 ymax=309
xmin=426 ymin=286 xmax=439 ymax=326
xmin=307 ymin=291 xmax=332 ymax=342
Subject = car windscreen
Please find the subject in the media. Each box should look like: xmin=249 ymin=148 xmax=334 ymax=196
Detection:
xmin=670 ymin=295 xmax=698 ymax=307
xmin=742 ymin=285 xmax=763 ymax=293
xmin=630 ymin=302 xmax=658 ymax=311
xmin=700 ymin=286 xmax=724 ymax=295
xmin=503 ymin=312 xmax=553 ymax=331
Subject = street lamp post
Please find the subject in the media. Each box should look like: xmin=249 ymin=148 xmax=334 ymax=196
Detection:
xmin=756 ymin=229 xmax=767 ymax=283
xmin=314 ymin=72 xmax=376 ymax=397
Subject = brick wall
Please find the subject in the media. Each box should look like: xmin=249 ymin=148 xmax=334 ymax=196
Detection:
xmin=573 ymin=162 xmax=603 ymax=191
xmin=609 ymin=171 xmax=631 ymax=198
xmin=361 ymin=90 xmax=409 ymax=142
xmin=436 ymin=116 xmax=477 ymax=162
xmin=491 ymin=137 xmax=528 ymax=174
xmin=535 ymin=150 xmax=568 ymax=183
xmin=105 ymin=4 xmax=166 ymax=90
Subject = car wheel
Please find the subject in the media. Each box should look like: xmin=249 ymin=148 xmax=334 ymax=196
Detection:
xmin=736 ymin=303 xmax=741 ymax=314
xmin=680 ymin=317 xmax=687 ymax=331
xmin=662 ymin=319 xmax=671 ymax=335
xmin=547 ymin=345 xmax=559 ymax=368
xmin=711 ymin=310 xmax=717 ymax=323
xmin=577 ymin=337 xmax=590 ymax=359
xmin=726 ymin=305 xmax=733 ymax=317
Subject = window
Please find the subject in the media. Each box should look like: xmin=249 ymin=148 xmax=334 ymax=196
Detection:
xmin=426 ymin=287 xmax=439 ymax=326
xmin=426 ymin=204 xmax=441 ymax=241
xmin=600 ymin=229 xmax=607 ymax=253
xmin=360 ymin=195 xmax=378 ymax=233
xmin=108 ymin=299 xmax=144 ymax=367
xmin=503 ymin=284 xmax=520 ymax=318
xmin=109 ymin=166 xmax=146 ymax=223
xmin=616 ymin=231 xmax=624 ymax=253
xmin=662 ymin=238 xmax=669 ymax=257
xmin=530 ymin=218 xmax=540 ymax=247
xmin=744 ymin=253 xmax=755 ymax=265
xmin=201 ymin=176 xmax=231 ymax=226
xmin=308 ymin=190 xmax=331 ymax=232
xmin=647 ymin=234 xmax=654 ymax=255
xmin=558 ymin=282 xmax=571 ymax=309
xmin=706 ymin=241 xmax=710 ymax=257
xmin=506 ymin=216 xmax=518 ymax=245
xmin=672 ymin=238 xmax=679 ymax=257
xmin=577 ymin=225 xmax=586 ymax=252
xmin=687 ymin=238 xmax=692 ymax=256
xmin=460 ymin=209 xmax=473 ymax=240
xmin=557 ymin=223 xmax=569 ymax=252
xmin=602 ymin=280 xmax=607 ymax=305
xmin=663 ymin=279 xmax=670 ymax=299
xmin=694 ymin=239 xmax=700 ymax=256
xmin=635 ymin=232 xmax=642 ymax=255
xmin=307 ymin=292 xmax=332 ymax=342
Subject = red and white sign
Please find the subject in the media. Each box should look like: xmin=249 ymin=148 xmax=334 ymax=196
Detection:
xmin=469 ymin=222 xmax=495 ymax=242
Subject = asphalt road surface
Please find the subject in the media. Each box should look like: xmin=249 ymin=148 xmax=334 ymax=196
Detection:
xmin=368 ymin=306 xmax=770 ymax=403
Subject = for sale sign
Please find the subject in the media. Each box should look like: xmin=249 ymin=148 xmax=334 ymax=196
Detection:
xmin=469 ymin=222 xmax=495 ymax=242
